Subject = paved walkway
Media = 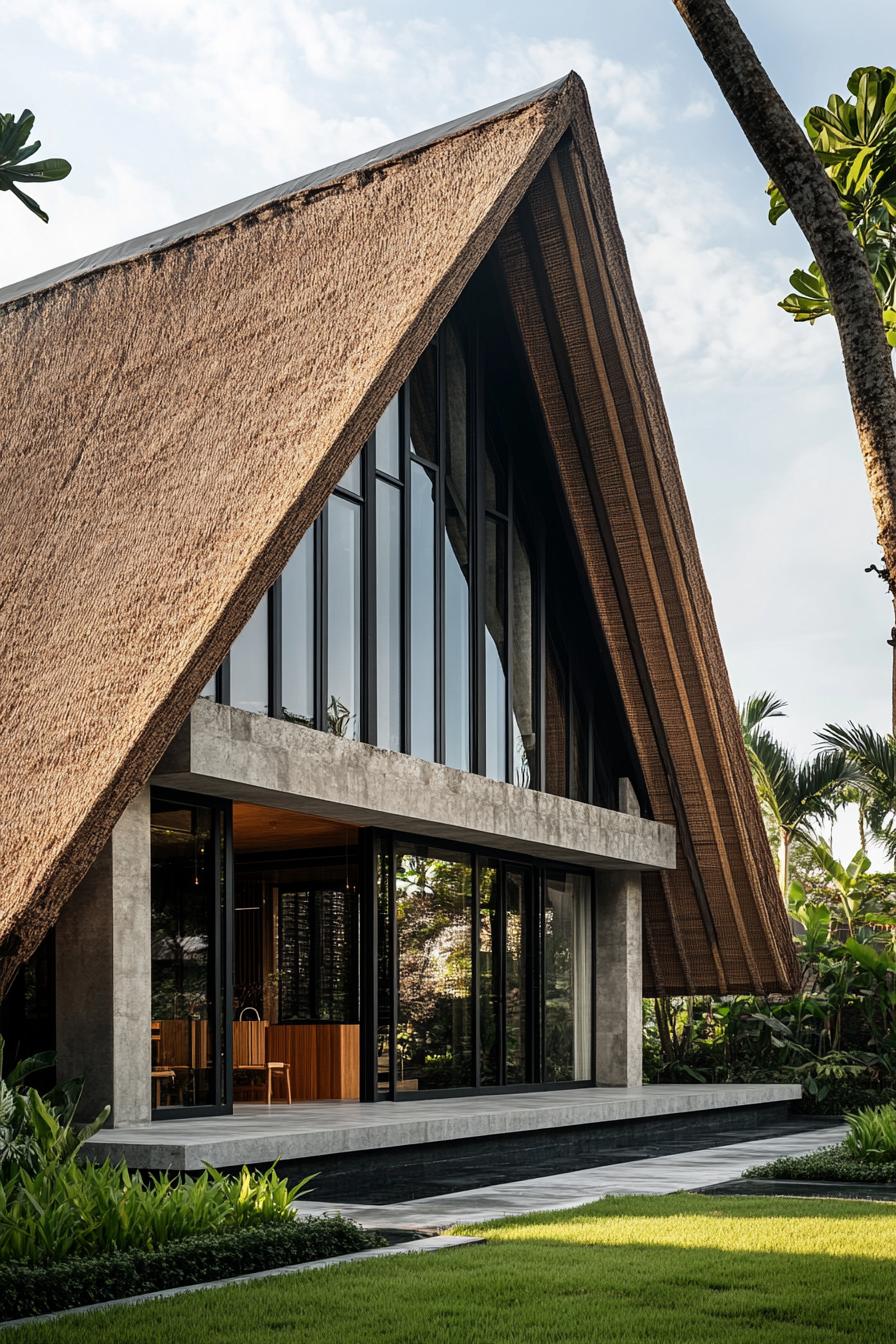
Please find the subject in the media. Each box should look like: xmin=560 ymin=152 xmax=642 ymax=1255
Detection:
xmin=296 ymin=1125 xmax=846 ymax=1230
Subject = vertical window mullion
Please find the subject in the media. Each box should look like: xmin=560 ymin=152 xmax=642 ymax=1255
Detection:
xmin=436 ymin=332 xmax=446 ymax=765
xmin=473 ymin=333 xmax=486 ymax=776
xmin=269 ymin=581 xmax=282 ymax=720
xmin=472 ymin=851 xmax=481 ymax=1090
xmin=506 ymin=465 xmax=514 ymax=785
xmin=363 ymin=440 xmax=376 ymax=745
xmin=316 ymin=512 xmax=327 ymax=730
xmin=400 ymin=390 xmax=411 ymax=755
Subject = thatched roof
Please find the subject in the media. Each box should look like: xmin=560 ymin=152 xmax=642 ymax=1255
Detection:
xmin=0 ymin=74 xmax=796 ymax=995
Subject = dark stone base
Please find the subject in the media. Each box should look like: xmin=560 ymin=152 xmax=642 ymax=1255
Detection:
xmin=698 ymin=1176 xmax=896 ymax=1203
xmin=276 ymin=1102 xmax=837 ymax=1204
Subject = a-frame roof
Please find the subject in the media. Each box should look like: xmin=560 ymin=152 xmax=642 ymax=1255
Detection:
xmin=0 ymin=73 xmax=796 ymax=995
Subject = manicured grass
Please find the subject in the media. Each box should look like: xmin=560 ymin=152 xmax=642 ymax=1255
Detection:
xmin=12 ymin=1193 xmax=896 ymax=1343
xmin=745 ymin=1142 xmax=896 ymax=1184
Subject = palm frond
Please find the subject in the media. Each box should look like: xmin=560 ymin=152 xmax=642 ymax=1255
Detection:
xmin=740 ymin=691 xmax=787 ymax=740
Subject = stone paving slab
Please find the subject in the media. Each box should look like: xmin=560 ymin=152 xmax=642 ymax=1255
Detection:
xmin=295 ymin=1125 xmax=847 ymax=1229
xmin=83 ymin=1083 xmax=801 ymax=1169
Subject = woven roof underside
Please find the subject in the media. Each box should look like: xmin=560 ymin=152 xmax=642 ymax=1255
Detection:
xmin=0 ymin=74 xmax=796 ymax=996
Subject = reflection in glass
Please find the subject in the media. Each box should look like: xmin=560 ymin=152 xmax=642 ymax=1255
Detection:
xmin=410 ymin=462 xmax=436 ymax=761
xmin=199 ymin=672 xmax=216 ymax=701
xmin=337 ymin=454 xmax=362 ymax=495
xmin=409 ymin=345 xmax=438 ymax=462
xmin=444 ymin=323 xmax=470 ymax=771
xmin=544 ymin=873 xmax=593 ymax=1082
xmin=504 ymin=868 xmax=528 ymax=1083
xmin=512 ymin=526 xmax=536 ymax=788
xmin=375 ymin=394 xmax=401 ymax=477
xmin=485 ymin=516 xmax=508 ymax=781
xmin=396 ymin=847 xmax=473 ymax=1090
xmin=377 ymin=848 xmax=393 ymax=1094
xmin=230 ymin=597 xmax=268 ymax=715
xmin=479 ymin=865 xmax=499 ymax=1085
xmin=150 ymin=799 xmax=217 ymax=1108
xmin=545 ymin=636 xmax=568 ymax=797
xmin=281 ymin=531 xmax=314 ymax=725
xmin=326 ymin=496 xmax=361 ymax=739
xmin=376 ymin=479 xmax=402 ymax=751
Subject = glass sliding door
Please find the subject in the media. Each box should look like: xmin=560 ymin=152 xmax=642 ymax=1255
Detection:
xmin=503 ymin=867 xmax=530 ymax=1085
xmin=394 ymin=844 xmax=474 ymax=1090
xmin=150 ymin=794 xmax=228 ymax=1113
xmin=543 ymin=872 xmax=594 ymax=1083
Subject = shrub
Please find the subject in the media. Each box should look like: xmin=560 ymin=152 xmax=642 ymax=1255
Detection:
xmin=744 ymin=1143 xmax=896 ymax=1184
xmin=0 ymin=1215 xmax=381 ymax=1321
xmin=0 ymin=1039 xmax=109 ymax=1182
xmin=844 ymin=1102 xmax=896 ymax=1162
xmin=0 ymin=1159 xmax=311 ymax=1265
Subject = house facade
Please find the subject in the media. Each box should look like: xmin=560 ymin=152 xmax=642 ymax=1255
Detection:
xmin=0 ymin=76 xmax=795 ymax=1135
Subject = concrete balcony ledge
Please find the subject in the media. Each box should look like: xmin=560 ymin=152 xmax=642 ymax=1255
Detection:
xmin=153 ymin=700 xmax=676 ymax=872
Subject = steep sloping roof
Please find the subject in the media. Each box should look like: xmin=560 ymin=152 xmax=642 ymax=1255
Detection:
xmin=0 ymin=74 xmax=796 ymax=994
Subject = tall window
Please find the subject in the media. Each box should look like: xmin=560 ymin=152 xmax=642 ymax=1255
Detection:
xmin=210 ymin=305 xmax=630 ymax=809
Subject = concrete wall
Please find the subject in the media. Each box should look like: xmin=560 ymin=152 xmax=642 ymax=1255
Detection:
xmin=155 ymin=701 xmax=676 ymax=873
xmin=595 ymin=780 xmax=643 ymax=1087
xmin=55 ymin=786 xmax=151 ymax=1125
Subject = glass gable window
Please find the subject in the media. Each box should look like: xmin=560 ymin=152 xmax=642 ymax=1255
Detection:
xmin=208 ymin=294 xmax=634 ymax=810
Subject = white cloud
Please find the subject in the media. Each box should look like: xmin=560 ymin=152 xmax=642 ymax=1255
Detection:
xmin=612 ymin=151 xmax=837 ymax=386
xmin=681 ymin=92 xmax=714 ymax=121
xmin=0 ymin=162 xmax=177 ymax=290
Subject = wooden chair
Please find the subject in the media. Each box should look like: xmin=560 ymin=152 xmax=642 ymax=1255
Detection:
xmin=232 ymin=1019 xmax=292 ymax=1104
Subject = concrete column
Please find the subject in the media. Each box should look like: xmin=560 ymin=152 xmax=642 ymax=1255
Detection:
xmin=595 ymin=778 xmax=643 ymax=1088
xmin=56 ymin=786 xmax=151 ymax=1125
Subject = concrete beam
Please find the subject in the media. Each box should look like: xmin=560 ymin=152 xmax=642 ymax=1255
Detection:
xmin=595 ymin=779 xmax=643 ymax=1087
xmin=55 ymin=787 xmax=151 ymax=1125
xmin=154 ymin=702 xmax=676 ymax=872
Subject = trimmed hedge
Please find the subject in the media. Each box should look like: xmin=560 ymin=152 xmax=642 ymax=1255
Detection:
xmin=744 ymin=1143 xmax=896 ymax=1185
xmin=0 ymin=1214 xmax=382 ymax=1322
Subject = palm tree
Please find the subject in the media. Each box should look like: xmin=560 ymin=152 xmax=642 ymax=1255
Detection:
xmin=740 ymin=694 xmax=854 ymax=891
xmin=818 ymin=722 xmax=896 ymax=862
xmin=0 ymin=109 xmax=70 ymax=222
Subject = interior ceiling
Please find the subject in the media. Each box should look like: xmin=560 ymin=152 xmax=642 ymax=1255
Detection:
xmin=232 ymin=803 xmax=360 ymax=854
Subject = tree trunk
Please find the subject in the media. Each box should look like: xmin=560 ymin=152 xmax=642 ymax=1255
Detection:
xmin=672 ymin=1 xmax=896 ymax=691
xmin=780 ymin=830 xmax=790 ymax=893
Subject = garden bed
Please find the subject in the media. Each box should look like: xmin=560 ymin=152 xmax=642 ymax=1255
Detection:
xmin=0 ymin=1215 xmax=382 ymax=1322
xmin=744 ymin=1142 xmax=896 ymax=1185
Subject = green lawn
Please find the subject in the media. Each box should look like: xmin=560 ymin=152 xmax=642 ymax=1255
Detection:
xmin=13 ymin=1193 xmax=896 ymax=1343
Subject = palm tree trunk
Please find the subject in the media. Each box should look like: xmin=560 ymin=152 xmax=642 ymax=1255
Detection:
xmin=779 ymin=831 xmax=790 ymax=893
xmin=672 ymin=1 xmax=896 ymax=675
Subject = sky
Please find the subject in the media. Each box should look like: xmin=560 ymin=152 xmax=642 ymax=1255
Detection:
xmin=3 ymin=0 xmax=892 ymax=856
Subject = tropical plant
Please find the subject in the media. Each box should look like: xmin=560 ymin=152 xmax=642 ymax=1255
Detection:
xmin=739 ymin=693 xmax=853 ymax=889
xmin=0 ymin=109 xmax=70 ymax=222
xmin=765 ymin=67 xmax=896 ymax=344
xmin=844 ymin=1102 xmax=896 ymax=1163
xmin=819 ymin=721 xmax=896 ymax=859
xmin=0 ymin=1040 xmax=108 ymax=1183
xmin=0 ymin=1159 xmax=311 ymax=1266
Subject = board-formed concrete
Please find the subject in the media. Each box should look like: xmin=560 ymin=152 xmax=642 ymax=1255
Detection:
xmin=56 ymin=787 xmax=152 ymax=1125
xmin=596 ymin=779 xmax=643 ymax=1086
xmin=153 ymin=700 xmax=676 ymax=872
xmin=81 ymin=1083 xmax=801 ymax=1171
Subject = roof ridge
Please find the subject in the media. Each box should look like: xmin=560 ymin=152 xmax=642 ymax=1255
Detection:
xmin=0 ymin=75 xmax=574 ymax=312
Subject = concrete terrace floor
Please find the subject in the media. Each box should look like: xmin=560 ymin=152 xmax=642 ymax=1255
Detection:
xmin=296 ymin=1124 xmax=848 ymax=1230
xmin=83 ymin=1083 xmax=801 ymax=1170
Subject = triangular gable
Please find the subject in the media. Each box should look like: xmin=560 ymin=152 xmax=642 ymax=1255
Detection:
xmin=0 ymin=74 xmax=795 ymax=994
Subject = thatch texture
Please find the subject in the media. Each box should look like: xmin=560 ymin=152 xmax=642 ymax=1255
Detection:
xmin=0 ymin=74 xmax=796 ymax=995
